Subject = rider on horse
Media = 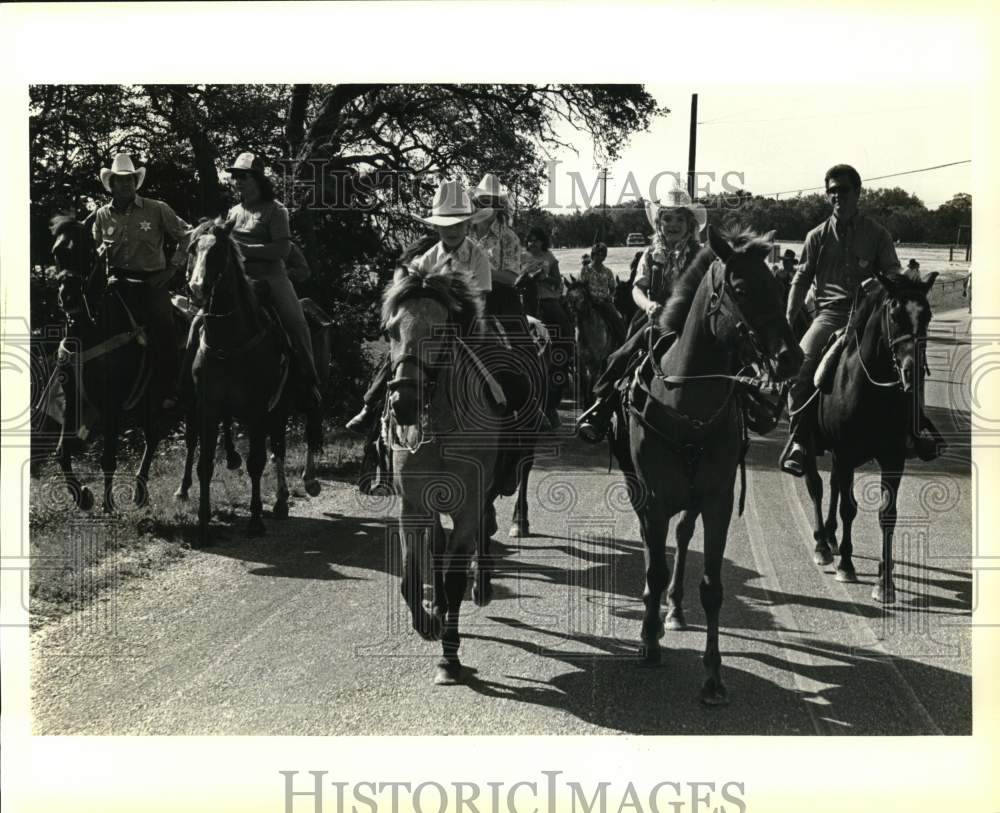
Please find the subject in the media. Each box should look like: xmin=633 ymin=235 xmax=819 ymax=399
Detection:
xmin=223 ymin=152 xmax=323 ymax=408
xmin=779 ymin=163 xmax=942 ymax=476
xmin=576 ymin=185 xmax=707 ymax=443
xmin=579 ymin=241 xmax=628 ymax=346
xmin=92 ymin=153 xmax=191 ymax=410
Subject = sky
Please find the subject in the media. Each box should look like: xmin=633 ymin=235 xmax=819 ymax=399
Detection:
xmin=542 ymin=82 xmax=973 ymax=212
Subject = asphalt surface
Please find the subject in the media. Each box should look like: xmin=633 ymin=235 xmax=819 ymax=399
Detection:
xmin=30 ymin=310 xmax=973 ymax=735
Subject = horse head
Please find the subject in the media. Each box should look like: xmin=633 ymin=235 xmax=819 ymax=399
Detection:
xmin=705 ymin=225 xmax=803 ymax=382
xmin=187 ymin=217 xmax=240 ymax=309
xmin=50 ymin=215 xmax=96 ymax=319
xmin=870 ymin=269 xmax=938 ymax=394
xmin=381 ymin=268 xmax=481 ymax=427
xmin=563 ymin=276 xmax=590 ymax=317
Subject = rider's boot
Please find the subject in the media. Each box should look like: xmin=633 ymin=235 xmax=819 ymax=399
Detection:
xmin=576 ymin=394 xmax=614 ymax=444
xmin=346 ymin=403 xmax=378 ymax=436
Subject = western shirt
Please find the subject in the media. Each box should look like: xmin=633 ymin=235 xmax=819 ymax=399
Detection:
xmin=475 ymin=221 xmax=522 ymax=287
xmin=416 ymin=238 xmax=493 ymax=293
xmin=92 ymin=195 xmax=190 ymax=279
xmin=634 ymin=238 xmax=700 ymax=304
xmin=791 ymin=212 xmax=901 ymax=313
xmin=580 ymin=261 xmax=617 ymax=302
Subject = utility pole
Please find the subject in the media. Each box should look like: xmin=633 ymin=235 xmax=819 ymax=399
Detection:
xmin=687 ymin=93 xmax=698 ymax=199
xmin=599 ymin=166 xmax=612 ymax=241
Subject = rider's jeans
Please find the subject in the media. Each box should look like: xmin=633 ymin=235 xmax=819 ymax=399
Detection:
xmin=787 ymin=307 xmax=851 ymax=443
xmin=247 ymin=263 xmax=319 ymax=383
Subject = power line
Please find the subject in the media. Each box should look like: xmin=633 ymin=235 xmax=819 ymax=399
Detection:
xmin=762 ymin=160 xmax=971 ymax=199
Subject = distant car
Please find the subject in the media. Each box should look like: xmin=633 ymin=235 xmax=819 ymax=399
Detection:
xmin=625 ymin=233 xmax=648 ymax=246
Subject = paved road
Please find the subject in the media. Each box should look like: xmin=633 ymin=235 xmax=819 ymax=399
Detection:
xmin=31 ymin=311 xmax=973 ymax=735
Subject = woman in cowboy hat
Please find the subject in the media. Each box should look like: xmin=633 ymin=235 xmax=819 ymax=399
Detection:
xmin=345 ymin=181 xmax=490 ymax=434
xmin=92 ymin=152 xmax=192 ymax=409
xmin=469 ymin=173 xmax=524 ymax=320
xmin=576 ymin=184 xmax=707 ymax=443
xmin=224 ymin=152 xmax=322 ymax=407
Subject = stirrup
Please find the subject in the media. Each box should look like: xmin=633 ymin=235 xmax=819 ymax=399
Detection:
xmin=780 ymin=442 xmax=806 ymax=477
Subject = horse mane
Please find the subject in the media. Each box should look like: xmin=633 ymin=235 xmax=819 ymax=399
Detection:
xmin=382 ymin=266 xmax=483 ymax=334
xmin=657 ymin=227 xmax=774 ymax=334
xmin=50 ymin=213 xmax=82 ymax=237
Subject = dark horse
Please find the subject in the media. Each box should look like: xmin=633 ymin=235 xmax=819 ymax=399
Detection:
xmin=564 ymin=276 xmax=621 ymax=404
xmin=382 ymin=266 xmax=503 ymax=684
xmin=612 ymin=226 xmax=802 ymax=704
xmin=614 ymin=250 xmax=643 ymax=326
xmin=48 ymin=215 xmax=169 ymax=512
xmin=184 ymin=219 xmax=327 ymax=545
xmin=802 ymin=270 xmax=938 ymax=603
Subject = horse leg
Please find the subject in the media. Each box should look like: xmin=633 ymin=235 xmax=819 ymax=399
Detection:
xmin=270 ymin=415 xmax=290 ymax=521
xmin=246 ymin=421 xmax=267 ymax=537
xmin=803 ymin=454 xmax=833 ymax=566
xmin=873 ymin=465 xmax=902 ymax=604
xmin=666 ymin=509 xmax=698 ymax=631
xmin=133 ymin=404 xmax=160 ymax=508
xmin=399 ymin=503 xmax=440 ymax=640
xmin=302 ymin=405 xmax=323 ymax=497
xmin=223 ymin=417 xmax=242 ymax=470
xmin=699 ymin=496 xmax=733 ymax=706
xmin=824 ymin=466 xmax=840 ymax=555
xmin=437 ymin=500 xmax=482 ymax=685
xmin=56 ymin=424 xmax=93 ymax=511
xmin=175 ymin=403 xmax=198 ymax=501
xmin=638 ymin=502 xmax=670 ymax=665
xmin=197 ymin=408 xmax=219 ymax=547
xmin=509 ymin=447 xmax=534 ymax=538
xmin=834 ymin=463 xmax=858 ymax=583
xmin=472 ymin=487 xmax=495 ymax=607
xmin=431 ymin=518 xmax=448 ymax=623
xmin=101 ymin=408 xmax=121 ymax=515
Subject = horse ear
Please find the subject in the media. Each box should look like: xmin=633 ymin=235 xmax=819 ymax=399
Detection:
xmin=921 ymin=271 xmax=939 ymax=293
xmin=707 ymin=225 xmax=732 ymax=263
xmin=874 ymin=269 xmax=898 ymax=294
xmin=762 ymin=229 xmax=777 ymax=245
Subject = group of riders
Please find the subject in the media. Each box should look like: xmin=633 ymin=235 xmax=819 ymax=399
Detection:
xmin=65 ymin=153 xmax=944 ymax=479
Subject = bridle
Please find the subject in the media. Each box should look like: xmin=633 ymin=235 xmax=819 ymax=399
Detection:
xmin=856 ymin=294 xmax=927 ymax=390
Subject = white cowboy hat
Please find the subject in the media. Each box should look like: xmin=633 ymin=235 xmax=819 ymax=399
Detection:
xmin=414 ymin=180 xmax=477 ymax=227
xmin=470 ymin=173 xmax=509 ymax=203
xmin=645 ymin=184 xmax=707 ymax=234
xmin=100 ymin=153 xmax=146 ymax=193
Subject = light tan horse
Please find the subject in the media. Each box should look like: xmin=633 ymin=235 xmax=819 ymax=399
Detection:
xmin=382 ymin=267 xmax=504 ymax=685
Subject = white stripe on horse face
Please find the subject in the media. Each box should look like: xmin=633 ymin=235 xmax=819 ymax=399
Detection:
xmin=905 ymin=300 xmax=924 ymax=334
xmin=188 ymin=233 xmax=217 ymax=292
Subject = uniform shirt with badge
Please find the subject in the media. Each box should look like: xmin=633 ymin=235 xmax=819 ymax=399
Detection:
xmin=793 ymin=212 xmax=901 ymax=313
xmin=92 ymin=195 xmax=190 ymax=280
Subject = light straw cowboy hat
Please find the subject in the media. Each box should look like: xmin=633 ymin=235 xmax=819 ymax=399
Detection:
xmin=470 ymin=173 xmax=509 ymax=204
xmin=414 ymin=180 xmax=477 ymax=227
xmin=645 ymin=184 xmax=708 ymax=234
xmin=100 ymin=153 xmax=146 ymax=193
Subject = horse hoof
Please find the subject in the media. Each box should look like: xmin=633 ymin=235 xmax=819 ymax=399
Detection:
xmin=813 ymin=547 xmax=834 ymax=566
xmin=872 ymin=583 xmax=896 ymax=604
xmin=247 ymin=519 xmax=266 ymax=537
xmin=835 ymin=566 xmax=858 ymax=583
xmin=79 ymin=487 xmax=94 ymax=512
xmin=226 ymin=452 xmax=242 ymax=471
xmin=700 ymin=677 xmax=730 ymax=707
xmin=303 ymin=477 xmax=321 ymax=497
xmin=472 ymin=575 xmax=493 ymax=608
xmin=666 ymin=610 xmax=687 ymax=631
xmin=638 ymin=644 xmax=662 ymax=666
xmin=433 ymin=659 xmax=463 ymax=686
xmin=273 ymin=501 xmax=289 ymax=520
xmin=508 ymin=523 xmax=528 ymax=538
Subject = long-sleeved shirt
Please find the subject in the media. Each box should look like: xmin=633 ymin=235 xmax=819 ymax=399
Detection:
xmin=92 ymin=195 xmax=190 ymax=278
xmin=521 ymin=250 xmax=562 ymax=299
xmin=580 ymin=261 xmax=617 ymax=302
xmin=634 ymin=237 xmax=701 ymax=304
xmin=475 ymin=220 xmax=522 ymax=287
xmin=789 ymin=211 xmax=901 ymax=315
xmin=415 ymin=237 xmax=492 ymax=293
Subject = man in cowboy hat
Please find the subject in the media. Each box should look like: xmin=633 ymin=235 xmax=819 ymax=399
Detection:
xmin=345 ymin=180 xmax=491 ymax=434
xmin=576 ymin=184 xmax=707 ymax=442
xmin=772 ymin=248 xmax=797 ymax=301
xmin=780 ymin=163 xmax=940 ymax=476
xmin=92 ymin=152 xmax=191 ymax=409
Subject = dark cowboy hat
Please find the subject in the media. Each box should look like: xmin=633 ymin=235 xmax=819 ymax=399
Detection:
xmin=907 ymin=258 xmax=920 ymax=269
xmin=782 ymin=249 xmax=797 ymax=260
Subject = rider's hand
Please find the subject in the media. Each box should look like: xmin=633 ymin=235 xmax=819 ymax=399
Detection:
xmin=645 ymin=302 xmax=661 ymax=317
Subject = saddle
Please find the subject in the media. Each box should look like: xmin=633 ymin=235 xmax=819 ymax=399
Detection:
xmin=813 ymin=329 xmax=847 ymax=392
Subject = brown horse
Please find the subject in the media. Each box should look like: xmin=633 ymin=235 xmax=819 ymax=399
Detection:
xmin=382 ymin=266 xmax=503 ymax=685
xmin=564 ymin=276 xmax=621 ymax=404
xmin=612 ymin=226 xmax=802 ymax=704
xmin=48 ymin=216 xmax=167 ymax=512
xmin=802 ymin=270 xmax=939 ymax=603
xmin=185 ymin=219 xmax=326 ymax=545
